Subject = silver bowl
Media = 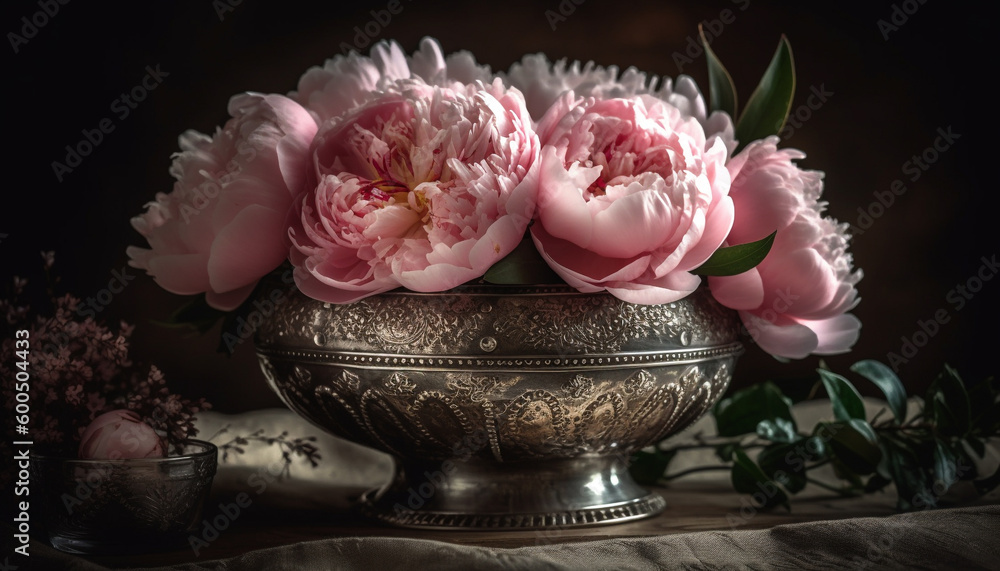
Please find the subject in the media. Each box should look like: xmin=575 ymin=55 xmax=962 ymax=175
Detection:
xmin=30 ymin=440 xmax=217 ymax=553
xmin=255 ymin=285 xmax=741 ymax=529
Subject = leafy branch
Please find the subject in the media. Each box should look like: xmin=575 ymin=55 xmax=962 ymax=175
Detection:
xmin=630 ymin=360 xmax=1000 ymax=511
xmin=210 ymin=426 xmax=322 ymax=478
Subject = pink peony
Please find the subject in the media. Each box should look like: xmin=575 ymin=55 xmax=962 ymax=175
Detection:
xmin=287 ymin=76 xmax=540 ymax=302
xmin=709 ymin=137 xmax=862 ymax=358
xmin=79 ymin=410 xmax=165 ymax=460
xmin=529 ymin=92 xmax=734 ymax=304
xmin=505 ymin=55 xmax=736 ymax=154
xmin=127 ymin=93 xmax=318 ymax=310
xmin=292 ymin=37 xmax=493 ymax=125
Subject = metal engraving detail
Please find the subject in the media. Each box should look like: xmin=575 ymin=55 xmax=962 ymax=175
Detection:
xmin=255 ymin=285 xmax=742 ymax=529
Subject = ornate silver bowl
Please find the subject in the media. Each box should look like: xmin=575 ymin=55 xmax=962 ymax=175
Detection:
xmin=31 ymin=440 xmax=217 ymax=553
xmin=255 ymin=285 xmax=741 ymax=529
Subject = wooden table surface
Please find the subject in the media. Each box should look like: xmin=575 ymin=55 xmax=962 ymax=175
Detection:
xmin=75 ymin=479 xmax=987 ymax=569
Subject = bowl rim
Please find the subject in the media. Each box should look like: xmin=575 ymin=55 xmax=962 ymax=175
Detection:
xmin=29 ymin=439 xmax=217 ymax=465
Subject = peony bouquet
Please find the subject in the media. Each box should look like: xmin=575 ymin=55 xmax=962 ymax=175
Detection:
xmin=128 ymin=35 xmax=861 ymax=360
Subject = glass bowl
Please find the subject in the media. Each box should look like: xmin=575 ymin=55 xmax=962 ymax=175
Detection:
xmin=30 ymin=440 xmax=217 ymax=554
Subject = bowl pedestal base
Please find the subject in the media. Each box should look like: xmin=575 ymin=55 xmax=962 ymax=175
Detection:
xmin=359 ymin=455 xmax=666 ymax=529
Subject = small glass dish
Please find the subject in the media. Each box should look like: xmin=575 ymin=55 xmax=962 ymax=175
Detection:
xmin=30 ymin=440 xmax=217 ymax=554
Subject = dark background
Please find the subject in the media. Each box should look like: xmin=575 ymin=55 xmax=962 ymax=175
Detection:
xmin=3 ymin=0 xmax=994 ymax=411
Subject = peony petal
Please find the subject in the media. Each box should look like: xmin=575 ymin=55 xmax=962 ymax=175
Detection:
xmin=536 ymin=147 xmax=599 ymax=248
xmin=606 ymin=270 xmax=702 ymax=305
xmin=588 ymin=188 xmax=678 ymax=258
xmin=205 ymin=283 xmax=257 ymax=311
xmin=758 ymin=248 xmax=837 ymax=317
xmin=362 ymin=205 xmax=421 ymax=241
xmin=806 ymin=314 xmax=862 ymax=355
xmin=709 ymin=269 xmax=764 ymax=311
xmin=145 ymin=253 xmax=212 ymax=295
xmin=396 ymin=262 xmax=476 ymax=293
xmin=369 ymin=40 xmax=410 ymax=82
xmin=531 ymin=226 xmax=649 ymax=285
xmin=207 ymin=205 xmax=289 ymax=294
xmin=293 ymin=268 xmax=397 ymax=304
xmin=264 ymin=96 xmax=319 ymax=196
xmin=741 ymin=311 xmax=819 ymax=360
xmin=407 ymin=37 xmax=446 ymax=83
xmin=676 ymin=195 xmax=735 ymax=270
xmin=465 ymin=214 xmax=531 ymax=274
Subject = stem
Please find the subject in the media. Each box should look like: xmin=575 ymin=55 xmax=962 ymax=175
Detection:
xmin=662 ymin=441 xmax=767 ymax=452
xmin=870 ymin=408 xmax=887 ymax=426
xmin=663 ymin=465 xmax=731 ymax=481
xmin=806 ymin=380 xmax=823 ymax=401
xmin=661 ymin=443 xmax=725 ymax=452
xmin=876 ymin=423 xmax=934 ymax=432
xmin=204 ymin=424 xmax=231 ymax=443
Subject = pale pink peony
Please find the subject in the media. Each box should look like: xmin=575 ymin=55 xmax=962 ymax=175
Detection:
xmin=709 ymin=137 xmax=862 ymax=358
xmin=79 ymin=410 xmax=164 ymax=460
xmin=127 ymin=93 xmax=318 ymax=310
xmin=530 ymin=93 xmax=734 ymax=304
xmin=292 ymin=37 xmax=493 ymax=125
xmin=505 ymin=55 xmax=736 ymax=154
xmin=287 ymin=77 xmax=540 ymax=303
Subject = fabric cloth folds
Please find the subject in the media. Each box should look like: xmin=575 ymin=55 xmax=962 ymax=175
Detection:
xmin=28 ymin=504 xmax=1000 ymax=570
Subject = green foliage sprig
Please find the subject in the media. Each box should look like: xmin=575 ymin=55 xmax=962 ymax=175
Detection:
xmin=630 ymin=360 xmax=1000 ymax=511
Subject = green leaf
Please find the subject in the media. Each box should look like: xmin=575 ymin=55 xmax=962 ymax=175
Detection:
xmin=882 ymin=439 xmax=936 ymax=510
xmin=805 ymin=435 xmax=827 ymax=459
xmin=850 ymin=360 xmax=908 ymax=423
xmin=734 ymin=35 xmax=795 ymax=152
xmin=830 ymin=456 xmax=865 ymax=489
xmin=715 ymin=442 xmax=739 ymax=462
xmin=825 ymin=421 xmax=881 ymax=476
xmin=483 ymin=234 xmax=562 ymax=285
xmin=875 ymin=437 xmax=893 ymax=480
xmin=847 ymin=418 xmax=878 ymax=444
xmin=714 ymin=381 xmax=796 ymax=437
xmin=932 ymin=394 xmax=965 ymax=438
xmin=818 ymin=369 xmax=867 ymax=422
xmin=929 ymin=365 xmax=971 ymax=437
xmin=731 ymin=449 xmax=789 ymax=510
xmin=932 ymin=440 xmax=958 ymax=490
xmin=699 ymin=23 xmax=737 ymax=119
xmin=691 ymin=231 xmax=776 ymax=277
xmin=629 ymin=449 xmax=676 ymax=485
xmin=756 ymin=418 xmax=798 ymax=443
xmin=756 ymin=440 xmax=816 ymax=494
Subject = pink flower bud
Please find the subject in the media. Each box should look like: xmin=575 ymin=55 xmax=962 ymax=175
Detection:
xmin=78 ymin=410 xmax=165 ymax=460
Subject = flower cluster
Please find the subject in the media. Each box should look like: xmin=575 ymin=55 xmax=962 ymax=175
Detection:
xmin=0 ymin=269 xmax=210 ymax=459
xmin=129 ymin=37 xmax=861 ymax=359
